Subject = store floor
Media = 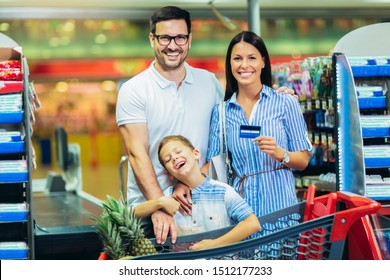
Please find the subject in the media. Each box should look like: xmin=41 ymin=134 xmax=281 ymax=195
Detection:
xmin=32 ymin=163 xmax=123 ymax=259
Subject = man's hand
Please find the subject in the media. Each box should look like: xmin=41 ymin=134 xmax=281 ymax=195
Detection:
xmin=273 ymin=85 xmax=298 ymax=99
xmin=151 ymin=210 xmax=177 ymax=244
xmin=172 ymin=181 xmax=192 ymax=215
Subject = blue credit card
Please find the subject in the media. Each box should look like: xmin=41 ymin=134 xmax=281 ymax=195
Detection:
xmin=240 ymin=125 xmax=261 ymax=138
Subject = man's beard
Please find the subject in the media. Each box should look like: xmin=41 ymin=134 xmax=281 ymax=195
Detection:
xmin=155 ymin=49 xmax=188 ymax=71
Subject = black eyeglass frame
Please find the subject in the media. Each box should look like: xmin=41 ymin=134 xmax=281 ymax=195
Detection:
xmin=153 ymin=34 xmax=190 ymax=46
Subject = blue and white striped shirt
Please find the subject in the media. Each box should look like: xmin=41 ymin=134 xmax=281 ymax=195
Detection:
xmin=166 ymin=176 xmax=254 ymax=235
xmin=207 ymin=85 xmax=311 ymax=217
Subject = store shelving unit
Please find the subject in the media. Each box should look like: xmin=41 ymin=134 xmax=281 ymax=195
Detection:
xmin=0 ymin=40 xmax=35 ymax=259
xmin=332 ymin=29 xmax=390 ymax=258
xmin=331 ymin=53 xmax=366 ymax=196
xmin=351 ymin=58 xmax=390 ymax=201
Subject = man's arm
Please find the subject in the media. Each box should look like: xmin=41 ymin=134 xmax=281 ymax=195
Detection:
xmin=119 ymin=123 xmax=162 ymax=199
xmin=273 ymin=85 xmax=297 ymax=99
xmin=118 ymin=123 xmax=177 ymax=244
xmin=188 ymin=214 xmax=260 ymax=250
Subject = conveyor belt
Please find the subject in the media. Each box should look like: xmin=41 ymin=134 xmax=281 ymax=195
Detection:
xmin=33 ymin=191 xmax=103 ymax=260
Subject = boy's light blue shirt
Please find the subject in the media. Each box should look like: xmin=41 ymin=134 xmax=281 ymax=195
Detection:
xmin=165 ymin=176 xmax=254 ymax=236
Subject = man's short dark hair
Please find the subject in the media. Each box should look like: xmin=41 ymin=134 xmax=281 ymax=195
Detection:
xmin=150 ymin=6 xmax=191 ymax=34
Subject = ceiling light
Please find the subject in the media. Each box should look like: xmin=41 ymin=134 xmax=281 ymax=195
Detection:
xmin=209 ymin=0 xmax=237 ymax=31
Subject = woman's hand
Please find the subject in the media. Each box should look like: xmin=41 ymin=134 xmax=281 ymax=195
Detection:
xmin=172 ymin=181 xmax=192 ymax=215
xmin=253 ymin=136 xmax=310 ymax=170
xmin=253 ymin=136 xmax=284 ymax=162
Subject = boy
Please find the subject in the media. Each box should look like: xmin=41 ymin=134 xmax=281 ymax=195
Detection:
xmin=133 ymin=135 xmax=260 ymax=251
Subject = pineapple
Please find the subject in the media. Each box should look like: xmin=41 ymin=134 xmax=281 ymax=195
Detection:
xmin=130 ymin=235 xmax=158 ymax=256
xmin=91 ymin=195 xmax=157 ymax=259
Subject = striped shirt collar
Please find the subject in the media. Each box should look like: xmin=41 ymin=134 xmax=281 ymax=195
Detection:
xmin=191 ymin=176 xmax=211 ymax=193
xmin=227 ymin=85 xmax=274 ymax=123
xmin=227 ymin=84 xmax=273 ymax=105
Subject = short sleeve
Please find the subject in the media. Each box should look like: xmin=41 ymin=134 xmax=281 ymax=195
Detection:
xmin=224 ymin=186 xmax=254 ymax=223
xmin=206 ymin=104 xmax=222 ymax=161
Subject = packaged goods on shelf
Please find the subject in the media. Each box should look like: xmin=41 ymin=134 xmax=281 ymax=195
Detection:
xmin=0 ymin=203 xmax=27 ymax=222
xmin=361 ymin=116 xmax=390 ymax=138
xmin=0 ymin=47 xmax=23 ymax=94
xmin=0 ymin=160 xmax=28 ymax=182
xmin=0 ymin=242 xmax=27 ymax=260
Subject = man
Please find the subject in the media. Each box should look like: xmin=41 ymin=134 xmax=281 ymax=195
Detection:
xmin=117 ymin=6 xmax=222 ymax=245
xmin=116 ymin=6 xmax=292 ymax=245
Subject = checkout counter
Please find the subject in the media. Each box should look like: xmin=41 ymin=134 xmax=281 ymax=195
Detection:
xmin=33 ymin=190 xmax=102 ymax=260
xmin=32 ymin=135 xmax=104 ymax=259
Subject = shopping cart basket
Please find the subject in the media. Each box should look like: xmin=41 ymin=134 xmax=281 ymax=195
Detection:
xmin=131 ymin=186 xmax=381 ymax=260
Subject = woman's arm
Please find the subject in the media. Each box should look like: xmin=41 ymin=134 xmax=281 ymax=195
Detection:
xmin=253 ymin=93 xmax=311 ymax=170
xmin=275 ymin=149 xmax=310 ymax=171
xmin=188 ymin=214 xmax=260 ymax=250
xmin=253 ymin=136 xmax=310 ymax=171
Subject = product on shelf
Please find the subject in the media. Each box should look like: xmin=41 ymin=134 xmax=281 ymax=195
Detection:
xmin=0 ymin=42 xmax=35 ymax=260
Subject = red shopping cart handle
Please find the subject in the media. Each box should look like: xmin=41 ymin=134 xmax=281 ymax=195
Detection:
xmin=331 ymin=191 xmax=381 ymax=242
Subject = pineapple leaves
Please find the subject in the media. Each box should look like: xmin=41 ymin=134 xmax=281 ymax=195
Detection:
xmin=90 ymin=194 xmax=157 ymax=259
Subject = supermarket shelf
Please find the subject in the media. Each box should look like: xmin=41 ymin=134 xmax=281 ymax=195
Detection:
xmin=0 ymin=112 xmax=23 ymax=124
xmin=352 ymin=64 xmax=390 ymax=77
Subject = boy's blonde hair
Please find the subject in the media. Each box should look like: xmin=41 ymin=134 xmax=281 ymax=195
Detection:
xmin=158 ymin=135 xmax=195 ymax=167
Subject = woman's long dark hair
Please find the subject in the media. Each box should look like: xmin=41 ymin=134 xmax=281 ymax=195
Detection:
xmin=224 ymin=31 xmax=272 ymax=101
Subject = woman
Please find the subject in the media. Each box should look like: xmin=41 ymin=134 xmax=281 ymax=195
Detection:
xmin=206 ymin=31 xmax=311 ymax=219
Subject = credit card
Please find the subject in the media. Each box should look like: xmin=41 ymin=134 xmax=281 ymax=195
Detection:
xmin=239 ymin=125 xmax=261 ymax=138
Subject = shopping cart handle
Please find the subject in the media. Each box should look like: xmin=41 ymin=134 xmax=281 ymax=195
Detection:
xmin=336 ymin=191 xmax=381 ymax=209
xmin=330 ymin=191 xmax=381 ymax=242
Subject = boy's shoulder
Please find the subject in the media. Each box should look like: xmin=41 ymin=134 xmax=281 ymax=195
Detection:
xmin=193 ymin=178 xmax=232 ymax=194
xmin=208 ymin=178 xmax=232 ymax=188
xmin=207 ymin=179 xmax=238 ymax=196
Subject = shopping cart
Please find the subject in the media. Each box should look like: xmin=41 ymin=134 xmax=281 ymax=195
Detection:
xmin=369 ymin=212 xmax=390 ymax=259
xmin=131 ymin=186 xmax=381 ymax=260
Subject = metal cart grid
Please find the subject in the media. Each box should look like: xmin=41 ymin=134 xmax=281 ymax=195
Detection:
xmin=131 ymin=187 xmax=381 ymax=260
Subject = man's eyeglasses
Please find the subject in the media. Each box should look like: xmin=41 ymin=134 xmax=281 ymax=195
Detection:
xmin=153 ymin=34 xmax=189 ymax=46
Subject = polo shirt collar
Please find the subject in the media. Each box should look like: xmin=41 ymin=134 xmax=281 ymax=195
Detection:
xmin=149 ymin=61 xmax=193 ymax=89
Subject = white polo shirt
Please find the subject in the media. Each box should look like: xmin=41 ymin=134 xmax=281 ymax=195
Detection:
xmin=116 ymin=61 xmax=223 ymax=206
